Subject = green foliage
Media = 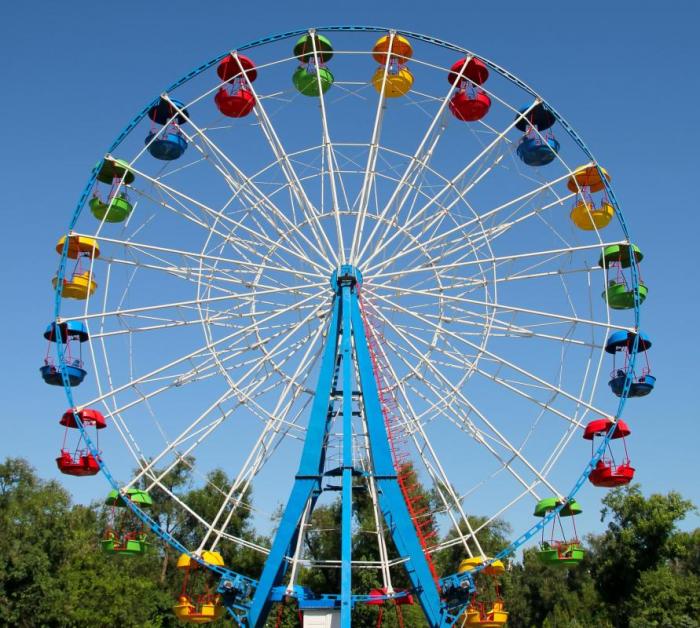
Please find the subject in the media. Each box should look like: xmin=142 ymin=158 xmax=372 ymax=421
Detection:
xmin=503 ymin=548 xmax=610 ymax=628
xmin=2 ymin=460 xmax=699 ymax=627
xmin=0 ymin=458 xmax=172 ymax=627
xmin=436 ymin=514 xmax=511 ymax=573
xmin=628 ymin=566 xmax=700 ymax=628
xmin=590 ymin=485 xmax=697 ymax=619
xmin=504 ymin=485 xmax=699 ymax=628
xmin=0 ymin=458 xmax=268 ymax=626
xmin=298 ymin=498 xmax=342 ymax=593
xmin=49 ymin=505 xmax=173 ymax=627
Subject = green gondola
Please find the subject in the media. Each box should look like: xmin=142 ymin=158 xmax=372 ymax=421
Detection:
xmin=534 ymin=498 xmax=584 ymax=567
xmin=292 ymin=66 xmax=334 ymax=97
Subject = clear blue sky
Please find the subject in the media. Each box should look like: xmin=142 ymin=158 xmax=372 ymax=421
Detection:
xmin=1 ymin=0 xmax=698 ymax=544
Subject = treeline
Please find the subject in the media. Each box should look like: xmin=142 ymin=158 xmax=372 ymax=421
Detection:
xmin=0 ymin=457 xmax=698 ymax=627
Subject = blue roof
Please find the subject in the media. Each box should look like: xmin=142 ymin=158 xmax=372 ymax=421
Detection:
xmin=44 ymin=321 xmax=89 ymax=342
xmin=147 ymin=97 xmax=189 ymax=126
xmin=605 ymin=330 xmax=651 ymax=354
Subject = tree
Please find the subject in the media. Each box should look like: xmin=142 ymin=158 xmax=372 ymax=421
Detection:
xmin=0 ymin=458 xmax=73 ymax=625
xmin=50 ymin=504 xmax=174 ymax=627
xmin=436 ymin=513 xmax=512 ymax=574
xmin=590 ymin=484 xmax=696 ymax=621
xmin=269 ymin=462 xmax=437 ymax=627
xmin=503 ymin=548 xmax=609 ymax=628
xmin=0 ymin=458 xmax=267 ymax=627
xmin=0 ymin=458 xmax=172 ymax=626
xmin=179 ymin=467 xmax=266 ymax=579
xmin=4 ymin=458 xmax=699 ymax=627
xmin=628 ymin=565 xmax=700 ymax=628
xmin=147 ymin=456 xmax=195 ymax=585
xmin=148 ymin=461 xmax=267 ymax=627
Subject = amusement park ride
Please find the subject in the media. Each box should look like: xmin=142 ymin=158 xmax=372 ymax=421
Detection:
xmin=45 ymin=27 xmax=653 ymax=627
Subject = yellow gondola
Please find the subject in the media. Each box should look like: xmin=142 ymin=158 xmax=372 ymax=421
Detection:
xmin=175 ymin=551 xmax=224 ymax=569
xmin=459 ymin=556 xmax=508 ymax=626
xmin=567 ymin=165 xmax=614 ymax=231
xmin=566 ymin=165 xmax=610 ymax=193
xmin=173 ymin=599 xmax=225 ymax=625
xmin=372 ymin=34 xmax=413 ymax=64
xmin=458 ymin=556 xmax=505 ymax=576
xmin=173 ymin=551 xmax=226 ymax=624
xmin=52 ymin=272 xmax=97 ymax=300
xmin=464 ymin=600 xmax=509 ymax=627
xmin=371 ymin=34 xmax=413 ymax=97
xmin=372 ymin=66 xmax=414 ymax=97
xmin=570 ymin=199 xmax=615 ymax=230
xmin=56 ymin=235 xmax=100 ymax=259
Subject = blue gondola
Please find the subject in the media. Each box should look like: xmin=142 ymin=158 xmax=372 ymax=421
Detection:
xmin=43 ymin=321 xmax=90 ymax=343
xmin=148 ymin=98 xmax=189 ymax=126
xmin=517 ymin=133 xmax=560 ymax=166
xmin=515 ymin=103 xmax=559 ymax=167
xmin=604 ymin=330 xmax=652 ymax=354
xmin=608 ymin=372 xmax=656 ymax=397
xmin=145 ymin=129 xmax=188 ymax=161
xmin=145 ymin=97 xmax=189 ymax=161
xmin=514 ymin=102 xmax=556 ymax=133
xmin=40 ymin=362 xmax=88 ymax=387
xmin=41 ymin=321 xmax=88 ymax=386
xmin=605 ymin=331 xmax=655 ymax=398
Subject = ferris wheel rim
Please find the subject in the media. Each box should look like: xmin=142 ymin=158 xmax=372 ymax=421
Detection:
xmin=50 ymin=25 xmax=645 ymax=596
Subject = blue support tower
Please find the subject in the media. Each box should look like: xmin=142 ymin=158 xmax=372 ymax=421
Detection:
xmin=340 ymin=275 xmax=354 ymax=625
xmin=245 ymin=265 xmax=445 ymax=627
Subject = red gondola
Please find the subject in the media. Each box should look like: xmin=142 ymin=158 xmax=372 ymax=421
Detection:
xmin=56 ymin=408 xmax=106 ymax=476
xmin=583 ymin=418 xmax=635 ymax=488
xmin=447 ymin=57 xmax=489 ymax=86
xmin=450 ymin=90 xmax=492 ymax=122
xmin=366 ymin=588 xmax=414 ymax=627
xmin=214 ymin=54 xmax=257 ymax=118
xmin=448 ymin=57 xmax=491 ymax=122
xmin=367 ymin=588 xmax=413 ymax=605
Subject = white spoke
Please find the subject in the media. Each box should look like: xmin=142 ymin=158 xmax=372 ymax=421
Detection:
xmin=355 ymin=56 xmax=480 ymax=264
xmin=229 ymin=52 xmax=340 ymax=266
xmin=126 ymin=302 xmax=327 ymax=490
xmin=78 ymin=288 xmax=325 ymax=409
xmin=60 ymin=280 xmax=324 ymax=324
xmin=121 ymin=161 xmax=331 ymax=275
xmin=360 ymin=299 xmax=486 ymax=555
xmin=360 ymin=99 xmax=540 ymax=268
xmin=73 ymin=231 xmax=325 ymax=281
xmin=204 ymin=314 xmax=327 ymax=550
xmin=367 ymin=298 xmax=559 ymax=497
xmin=309 ymin=30 xmax=346 ymax=265
xmin=348 ymin=31 xmax=394 ymax=265
xmin=366 ymin=172 xmax=578 ymax=276
xmin=369 ymin=289 xmax=610 ymax=419
xmin=160 ymin=94 xmax=332 ymax=272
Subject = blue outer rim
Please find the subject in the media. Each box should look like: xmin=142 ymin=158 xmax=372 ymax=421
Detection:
xmin=51 ymin=25 xmax=643 ymax=620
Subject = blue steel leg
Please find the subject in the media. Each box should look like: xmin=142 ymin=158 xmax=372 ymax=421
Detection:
xmin=340 ymin=284 xmax=354 ymax=627
xmin=247 ymin=296 xmax=341 ymax=628
xmin=350 ymin=290 xmax=443 ymax=626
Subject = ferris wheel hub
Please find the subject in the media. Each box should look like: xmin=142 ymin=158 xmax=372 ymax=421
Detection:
xmin=330 ymin=264 xmax=363 ymax=292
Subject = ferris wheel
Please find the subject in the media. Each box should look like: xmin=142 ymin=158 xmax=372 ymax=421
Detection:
xmin=45 ymin=27 xmax=654 ymax=627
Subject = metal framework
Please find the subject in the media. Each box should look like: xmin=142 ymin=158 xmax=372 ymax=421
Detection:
xmin=49 ymin=25 xmax=644 ymax=628
xmin=246 ymin=265 xmax=444 ymax=626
